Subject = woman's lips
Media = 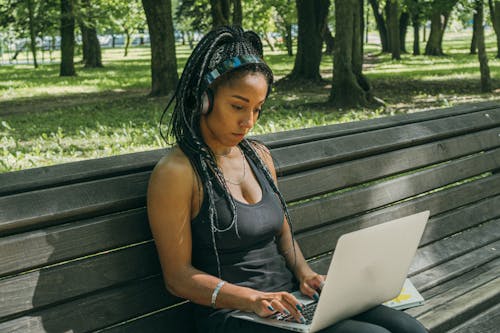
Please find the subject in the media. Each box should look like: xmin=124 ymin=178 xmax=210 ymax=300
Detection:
xmin=232 ymin=133 xmax=246 ymax=139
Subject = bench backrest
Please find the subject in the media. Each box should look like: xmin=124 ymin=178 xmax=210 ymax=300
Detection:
xmin=0 ymin=101 xmax=499 ymax=332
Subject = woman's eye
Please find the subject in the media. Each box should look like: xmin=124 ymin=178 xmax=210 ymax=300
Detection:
xmin=232 ymin=105 xmax=243 ymax=111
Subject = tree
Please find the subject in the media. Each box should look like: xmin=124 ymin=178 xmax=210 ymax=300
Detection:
xmin=470 ymin=7 xmax=479 ymax=54
xmin=490 ymin=0 xmax=500 ymax=58
xmin=387 ymin=0 xmax=401 ymax=59
xmin=271 ymin=0 xmax=296 ymax=56
xmin=239 ymin=2 xmax=275 ymax=50
xmin=406 ymin=0 xmax=425 ymax=55
xmin=102 ymin=0 xmax=146 ymax=56
xmin=142 ymin=0 xmax=178 ymax=96
xmin=60 ymin=0 xmax=76 ymax=76
xmin=289 ymin=0 xmax=329 ymax=81
xmin=233 ymin=0 xmax=242 ymax=26
xmin=330 ymin=0 xmax=374 ymax=107
xmin=79 ymin=0 xmax=103 ymax=68
xmin=475 ymin=0 xmax=492 ymax=92
xmin=368 ymin=0 xmax=390 ymax=52
xmin=210 ymin=0 xmax=230 ymax=27
xmin=0 ymin=0 xmax=58 ymax=68
xmin=175 ymin=0 xmax=211 ymax=48
xmin=424 ymin=0 xmax=458 ymax=55
xmin=26 ymin=0 xmax=38 ymax=67
xmin=399 ymin=11 xmax=409 ymax=53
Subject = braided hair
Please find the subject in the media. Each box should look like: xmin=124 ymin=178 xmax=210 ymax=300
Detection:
xmin=159 ymin=26 xmax=296 ymax=278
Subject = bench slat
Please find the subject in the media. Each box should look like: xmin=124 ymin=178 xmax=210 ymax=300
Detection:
xmin=0 ymin=276 xmax=174 ymax=333
xmin=97 ymin=303 xmax=195 ymax=333
xmin=407 ymin=257 xmax=500 ymax=317
xmin=416 ymin=277 xmax=500 ymax=332
xmin=297 ymin=175 xmax=500 ymax=258
xmin=409 ymin=219 xmax=500 ymax=275
xmin=259 ymin=102 xmax=499 ymax=148
xmin=280 ymin=127 xmax=500 ymax=201
xmin=0 ymin=242 xmax=162 ymax=319
xmin=446 ymin=302 xmax=500 ymax=333
xmin=0 ymin=149 xmax=167 ymax=197
xmin=0 ymin=208 xmax=150 ymax=278
xmin=307 ymin=227 xmax=499 ymax=290
xmin=292 ymin=149 xmax=500 ymax=234
xmin=0 ymin=172 xmax=149 ymax=236
xmin=274 ymin=109 xmax=500 ymax=174
xmin=420 ymin=196 xmax=500 ymax=246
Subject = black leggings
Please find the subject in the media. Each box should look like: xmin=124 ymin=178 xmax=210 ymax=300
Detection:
xmin=200 ymin=305 xmax=428 ymax=333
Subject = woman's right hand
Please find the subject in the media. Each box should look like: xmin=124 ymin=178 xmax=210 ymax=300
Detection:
xmin=250 ymin=291 xmax=307 ymax=324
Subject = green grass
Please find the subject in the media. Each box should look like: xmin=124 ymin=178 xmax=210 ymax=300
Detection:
xmin=0 ymin=31 xmax=499 ymax=173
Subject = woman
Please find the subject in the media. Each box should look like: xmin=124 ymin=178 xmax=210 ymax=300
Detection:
xmin=147 ymin=26 xmax=427 ymax=333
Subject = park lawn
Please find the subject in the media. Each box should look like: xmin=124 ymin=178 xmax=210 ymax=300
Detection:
xmin=0 ymin=32 xmax=499 ymax=173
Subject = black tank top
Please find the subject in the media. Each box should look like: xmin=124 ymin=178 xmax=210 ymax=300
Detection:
xmin=191 ymin=154 xmax=295 ymax=293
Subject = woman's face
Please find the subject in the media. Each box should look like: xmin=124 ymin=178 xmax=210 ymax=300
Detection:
xmin=200 ymin=72 xmax=268 ymax=152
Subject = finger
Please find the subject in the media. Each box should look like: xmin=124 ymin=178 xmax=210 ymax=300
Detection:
xmin=261 ymin=299 xmax=277 ymax=315
xmin=270 ymin=299 xmax=291 ymax=317
xmin=309 ymin=274 xmax=325 ymax=290
xmin=280 ymin=293 xmax=307 ymax=323
xmin=319 ymin=275 xmax=327 ymax=290
xmin=300 ymin=281 xmax=319 ymax=301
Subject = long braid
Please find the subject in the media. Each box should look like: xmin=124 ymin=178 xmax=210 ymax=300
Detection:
xmin=239 ymin=140 xmax=297 ymax=269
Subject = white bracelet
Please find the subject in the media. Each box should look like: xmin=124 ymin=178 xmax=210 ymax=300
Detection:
xmin=211 ymin=280 xmax=226 ymax=308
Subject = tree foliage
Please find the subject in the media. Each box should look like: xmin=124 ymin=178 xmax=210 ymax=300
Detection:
xmin=0 ymin=0 xmax=58 ymax=67
xmin=100 ymin=0 xmax=146 ymax=55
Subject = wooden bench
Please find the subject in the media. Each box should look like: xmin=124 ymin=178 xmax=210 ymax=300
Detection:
xmin=1 ymin=101 xmax=499 ymax=332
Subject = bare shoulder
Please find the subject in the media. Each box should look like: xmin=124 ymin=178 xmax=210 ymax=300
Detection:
xmin=151 ymin=146 xmax=192 ymax=178
xmin=248 ymin=139 xmax=277 ymax=178
xmin=250 ymin=140 xmax=274 ymax=167
xmin=148 ymin=146 xmax=194 ymax=199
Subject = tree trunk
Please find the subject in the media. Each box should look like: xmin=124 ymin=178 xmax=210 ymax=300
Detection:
xmin=330 ymin=0 xmax=372 ymax=107
xmin=210 ymin=0 xmax=231 ymax=28
xmin=425 ymin=11 xmax=444 ymax=55
xmin=142 ymin=0 xmax=178 ymax=97
xmin=425 ymin=1 xmax=457 ymax=56
xmin=490 ymin=0 xmax=500 ymax=58
xmin=368 ymin=0 xmax=389 ymax=52
xmin=232 ymin=0 xmax=242 ymax=27
xmin=60 ymin=0 xmax=76 ymax=76
xmin=80 ymin=22 xmax=89 ymax=64
xmin=285 ymin=23 xmax=293 ymax=56
xmin=353 ymin=0 xmax=369 ymax=94
xmin=80 ymin=0 xmax=103 ymax=68
xmin=388 ymin=0 xmax=401 ymax=59
xmin=399 ymin=11 xmax=409 ymax=53
xmin=475 ymin=0 xmax=492 ymax=92
xmin=412 ymin=15 xmax=420 ymax=55
xmin=263 ymin=33 xmax=275 ymax=52
xmin=470 ymin=10 xmax=479 ymax=54
xmin=323 ymin=24 xmax=335 ymax=54
xmin=289 ymin=0 xmax=329 ymax=81
xmin=124 ymin=29 xmax=131 ymax=57
xmin=27 ymin=0 xmax=38 ymax=68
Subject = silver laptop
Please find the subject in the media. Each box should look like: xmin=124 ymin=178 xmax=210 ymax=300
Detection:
xmin=230 ymin=211 xmax=430 ymax=333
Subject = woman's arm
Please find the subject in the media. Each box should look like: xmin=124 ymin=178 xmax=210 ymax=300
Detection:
xmin=147 ymin=148 xmax=305 ymax=321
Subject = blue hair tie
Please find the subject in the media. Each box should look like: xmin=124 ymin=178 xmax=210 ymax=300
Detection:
xmin=205 ymin=54 xmax=264 ymax=86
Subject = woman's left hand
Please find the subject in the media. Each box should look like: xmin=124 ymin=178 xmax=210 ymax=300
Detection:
xmin=299 ymin=273 xmax=326 ymax=301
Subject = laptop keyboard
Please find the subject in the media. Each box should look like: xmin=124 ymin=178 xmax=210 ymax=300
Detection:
xmin=273 ymin=302 xmax=317 ymax=325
